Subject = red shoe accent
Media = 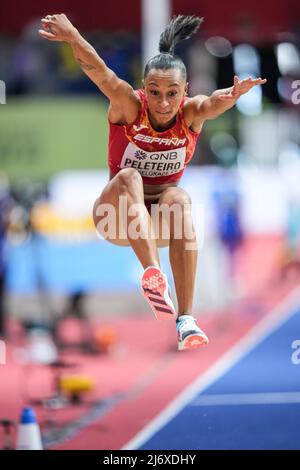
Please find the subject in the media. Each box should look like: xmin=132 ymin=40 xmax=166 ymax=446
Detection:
xmin=179 ymin=333 xmax=209 ymax=351
xmin=141 ymin=267 xmax=176 ymax=320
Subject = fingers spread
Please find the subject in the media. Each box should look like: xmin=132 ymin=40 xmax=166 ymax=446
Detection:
xmin=41 ymin=18 xmax=53 ymax=26
xmin=38 ymin=29 xmax=56 ymax=40
xmin=42 ymin=14 xmax=57 ymax=22
xmin=41 ymin=21 xmax=50 ymax=30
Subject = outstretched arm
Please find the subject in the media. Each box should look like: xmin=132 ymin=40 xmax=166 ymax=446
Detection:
xmin=38 ymin=14 xmax=138 ymax=111
xmin=193 ymin=75 xmax=267 ymax=120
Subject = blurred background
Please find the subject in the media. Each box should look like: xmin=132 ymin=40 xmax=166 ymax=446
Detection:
xmin=0 ymin=0 xmax=300 ymax=451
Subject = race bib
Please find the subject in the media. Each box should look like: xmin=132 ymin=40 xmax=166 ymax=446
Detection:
xmin=120 ymin=142 xmax=186 ymax=178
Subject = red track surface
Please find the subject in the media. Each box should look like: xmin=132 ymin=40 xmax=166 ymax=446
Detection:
xmin=0 ymin=236 xmax=298 ymax=450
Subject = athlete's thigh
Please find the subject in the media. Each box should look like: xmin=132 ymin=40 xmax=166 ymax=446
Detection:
xmin=151 ymin=186 xmax=191 ymax=248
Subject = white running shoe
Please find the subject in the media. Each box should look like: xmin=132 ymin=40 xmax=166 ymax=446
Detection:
xmin=141 ymin=266 xmax=176 ymax=320
xmin=176 ymin=315 xmax=209 ymax=351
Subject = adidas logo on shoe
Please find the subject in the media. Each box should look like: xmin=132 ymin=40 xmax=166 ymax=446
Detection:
xmin=141 ymin=266 xmax=176 ymax=320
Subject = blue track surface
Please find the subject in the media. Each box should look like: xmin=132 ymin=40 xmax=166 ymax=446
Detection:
xmin=139 ymin=309 xmax=300 ymax=450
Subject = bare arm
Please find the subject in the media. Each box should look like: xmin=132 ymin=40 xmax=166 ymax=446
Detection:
xmin=192 ymin=75 xmax=267 ymax=122
xmin=38 ymin=14 xmax=139 ymax=120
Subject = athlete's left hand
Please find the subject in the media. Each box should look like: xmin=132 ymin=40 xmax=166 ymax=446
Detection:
xmin=218 ymin=75 xmax=267 ymax=101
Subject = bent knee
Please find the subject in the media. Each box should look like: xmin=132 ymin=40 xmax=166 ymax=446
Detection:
xmin=116 ymin=168 xmax=143 ymax=192
xmin=160 ymin=188 xmax=192 ymax=208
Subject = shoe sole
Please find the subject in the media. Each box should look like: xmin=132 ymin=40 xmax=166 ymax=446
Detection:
xmin=178 ymin=333 xmax=209 ymax=351
xmin=142 ymin=267 xmax=176 ymax=320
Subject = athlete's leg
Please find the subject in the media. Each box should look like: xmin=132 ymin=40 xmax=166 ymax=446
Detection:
xmin=93 ymin=168 xmax=159 ymax=269
xmin=156 ymin=187 xmax=208 ymax=348
xmin=157 ymin=187 xmax=197 ymax=317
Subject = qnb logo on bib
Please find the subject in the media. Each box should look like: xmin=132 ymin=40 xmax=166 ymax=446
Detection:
xmin=120 ymin=143 xmax=186 ymax=177
xmin=134 ymin=149 xmax=147 ymax=160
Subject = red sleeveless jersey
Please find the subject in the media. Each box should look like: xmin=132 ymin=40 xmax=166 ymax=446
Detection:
xmin=108 ymin=89 xmax=200 ymax=185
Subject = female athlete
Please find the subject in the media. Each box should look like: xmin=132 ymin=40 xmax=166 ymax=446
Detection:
xmin=39 ymin=14 xmax=266 ymax=350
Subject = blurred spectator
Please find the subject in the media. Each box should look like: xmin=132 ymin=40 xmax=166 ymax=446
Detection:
xmin=213 ymin=171 xmax=244 ymax=296
xmin=215 ymin=189 xmax=243 ymax=256
xmin=8 ymin=19 xmax=58 ymax=95
xmin=5 ymin=23 xmax=140 ymax=96
xmin=0 ymin=173 xmax=14 ymax=337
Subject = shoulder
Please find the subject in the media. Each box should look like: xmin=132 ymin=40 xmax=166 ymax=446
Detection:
xmin=183 ymin=95 xmax=209 ymax=114
xmin=108 ymin=88 xmax=142 ymax=125
xmin=182 ymin=95 xmax=209 ymax=133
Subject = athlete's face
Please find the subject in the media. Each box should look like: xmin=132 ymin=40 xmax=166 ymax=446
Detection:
xmin=143 ymin=68 xmax=187 ymax=128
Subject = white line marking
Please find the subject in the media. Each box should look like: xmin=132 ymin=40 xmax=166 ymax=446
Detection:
xmin=191 ymin=392 xmax=300 ymax=406
xmin=122 ymin=287 xmax=300 ymax=450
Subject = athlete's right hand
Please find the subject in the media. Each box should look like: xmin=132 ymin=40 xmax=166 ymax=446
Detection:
xmin=38 ymin=14 xmax=78 ymax=42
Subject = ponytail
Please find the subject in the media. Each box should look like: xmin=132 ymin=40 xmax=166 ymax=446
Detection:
xmin=159 ymin=15 xmax=203 ymax=55
xmin=144 ymin=15 xmax=203 ymax=80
